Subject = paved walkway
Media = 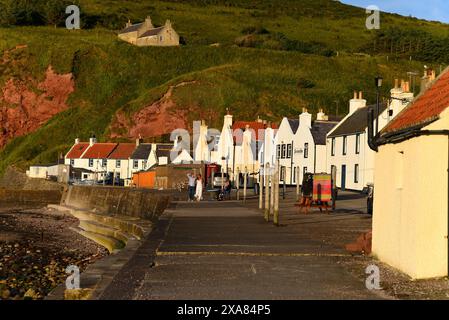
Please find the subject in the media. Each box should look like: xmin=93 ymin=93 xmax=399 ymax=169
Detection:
xmin=100 ymin=192 xmax=385 ymax=300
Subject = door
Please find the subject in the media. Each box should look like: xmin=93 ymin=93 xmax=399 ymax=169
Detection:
xmin=341 ymin=165 xmax=346 ymax=191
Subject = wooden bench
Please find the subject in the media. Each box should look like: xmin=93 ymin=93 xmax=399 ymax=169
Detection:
xmin=295 ymin=196 xmax=331 ymax=214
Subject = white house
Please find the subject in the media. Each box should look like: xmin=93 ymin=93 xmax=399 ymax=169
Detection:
xmin=273 ymin=109 xmax=339 ymax=185
xmin=26 ymin=163 xmax=60 ymax=179
xmin=326 ymin=85 xmax=413 ymax=191
xmin=372 ymin=68 xmax=448 ymax=279
xmin=65 ymin=137 xmax=176 ymax=185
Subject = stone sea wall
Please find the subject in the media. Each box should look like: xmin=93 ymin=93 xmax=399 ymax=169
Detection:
xmin=61 ymin=186 xmax=178 ymax=220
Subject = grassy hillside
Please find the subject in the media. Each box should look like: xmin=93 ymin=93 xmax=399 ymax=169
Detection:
xmin=0 ymin=0 xmax=448 ymax=174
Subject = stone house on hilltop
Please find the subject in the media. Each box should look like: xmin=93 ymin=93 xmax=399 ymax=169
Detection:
xmin=118 ymin=16 xmax=180 ymax=47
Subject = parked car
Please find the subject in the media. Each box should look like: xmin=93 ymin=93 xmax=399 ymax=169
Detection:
xmin=367 ymin=184 xmax=374 ymax=215
xmin=212 ymin=173 xmax=229 ymax=188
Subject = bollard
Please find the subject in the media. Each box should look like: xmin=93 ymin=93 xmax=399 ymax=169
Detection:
xmin=296 ymin=166 xmax=300 ymax=202
xmin=274 ymin=161 xmax=280 ymax=226
xmin=236 ymin=168 xmax=240 ymax=201
xmin=283 ymin=178 xmax=286 ymax=200
xmin=243 ymin=167 xmax=247 ymax=204
xmin=270 ymin=165 xmax=275 ymax=218
xmin=259 ymin=170 xmax=263 ymax=210
xmin=264 ymin=163 xmax=270 ymax=221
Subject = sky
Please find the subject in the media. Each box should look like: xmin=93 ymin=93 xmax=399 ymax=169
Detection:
xmin=341 ymin=0 xmax=449 ymax=23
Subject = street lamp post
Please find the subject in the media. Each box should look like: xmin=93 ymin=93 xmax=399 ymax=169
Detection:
xmin=375 ymin=76 xmax=383 ymax=135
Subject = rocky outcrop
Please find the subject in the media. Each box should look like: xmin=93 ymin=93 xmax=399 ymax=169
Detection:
xmin=109 ymin=82 xmax=194 ymax=139
xmin=0 ymin=66 xmax=75 ymax=148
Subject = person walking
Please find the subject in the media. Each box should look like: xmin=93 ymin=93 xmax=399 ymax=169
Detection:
xmin=187 ymin=172 xmax=196 ymax=202
xmin=195 ymin=174 xmax=203 ymax=202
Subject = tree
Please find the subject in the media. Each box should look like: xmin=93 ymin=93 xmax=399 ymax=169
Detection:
xmin=42 ymin=0 xmax=68 ymax=27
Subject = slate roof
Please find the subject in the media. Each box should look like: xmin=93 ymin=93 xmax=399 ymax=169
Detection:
xmin=311 ymin=121 xmax=339 ymax=145
xmin=140 ymin=26 xmax=165 ymax=37
xmin=81 ymin=143 xmax=117 ymax=159
xmin=156 ymin=144 xmax=174 ymax=158
xmin=66 ymin=143 xmax=90 ymax=159
xmin=288 ymin=119 xmax=299 ymax=134
xmin=119 ymin=23 xmax=143 ymax=34
xmin=382 ymin=68 xmax=449 ymax=134
xmin=130 ymin=144 xmax=152 ymax=160
xmin=108 ymin=143 xmax=136 ymax=160
xmin=327 ymin=103 xmax=387 ymax=138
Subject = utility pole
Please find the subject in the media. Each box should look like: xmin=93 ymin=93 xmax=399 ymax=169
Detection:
xmin=264 ymin=162 xmax=270 ymax=221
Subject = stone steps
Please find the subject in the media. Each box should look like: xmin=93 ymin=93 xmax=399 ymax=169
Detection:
xmin=48 ymin=204 xmax=152 ymax=254
xmin=70 ymin=227 xmax=125 ymax=254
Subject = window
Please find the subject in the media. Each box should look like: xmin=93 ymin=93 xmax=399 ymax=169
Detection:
xmin=331 ymin=138 xmax=336 ymax=156
xmin=143 ymin=160 xmax=147 ymax=169
xmin=70 ymin=159 xmax=74 ymax=166
xmin=355 ymin=134 xmax=360 ymax=154
xmin=116 ymin=160 xmax=121 ymax=168
xmin=287 ymin=144 xmax=292 ymax=158
xmin=281 ymin=144 xmax=287 ymax=159
xmin=133 ymin=160 xmax=139 ymax=169
xmin=304 ymin=143 xmax=309 ymax=159
xmin=342 ymin=136 xmax=347 ymax=155
xmin=88 ymin=159 xmax=93 ymax=167
xmin=303 ymin=167 xmax=308 ymax=176
xmin=102 ymin=159 xmax=107 ymax=167
xmin=160 ymin=36 xmax=163 ymax=41
xmin=354 ymin=164 xmax=359 ymax=183
xmin=277 ymin=145 xmax=281 ymax=159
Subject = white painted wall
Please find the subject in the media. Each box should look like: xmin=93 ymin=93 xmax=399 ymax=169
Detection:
xmin=373 ymin=113 xmax=449 ymax=279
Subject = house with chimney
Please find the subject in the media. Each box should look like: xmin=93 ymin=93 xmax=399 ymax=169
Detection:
xmin=64 ymin=137 xmax=176 ymax=184
xmin=195 ymin=111 xmax=275 ymax=179
xmin=118 ymin=16 xmax=180 ymax=47
xmin=326 ymin=83 xmax=414 ymax=191
xmin=272 ymin=109 xmax=339 ymax=185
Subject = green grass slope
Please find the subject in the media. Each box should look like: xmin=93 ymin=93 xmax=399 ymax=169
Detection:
xmin=0 ymin=0 xmax=448 ymax=174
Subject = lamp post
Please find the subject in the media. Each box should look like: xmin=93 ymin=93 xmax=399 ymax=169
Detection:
xmin=375 ymin=76 xmax=383 ymax=135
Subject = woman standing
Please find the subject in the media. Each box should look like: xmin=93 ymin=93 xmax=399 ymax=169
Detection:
xmin=195 ymin=174 xmax=203 ymax=202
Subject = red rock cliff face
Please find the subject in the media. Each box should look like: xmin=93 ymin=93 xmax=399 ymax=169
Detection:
xmin=0 ymin=66 xmax=75 ymax=148
xmin=109 ymin=82 xmax=191 ymax=140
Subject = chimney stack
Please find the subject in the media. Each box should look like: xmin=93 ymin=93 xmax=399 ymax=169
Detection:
xmin=349 ymin=91 xmax=367 ymax=114
xmin=75 ymin=138 xmax=80 ymax=145
xmin=89 ymin=135 xmax=97 ymax=146
xmin=421 ymin=68 xmax=436 ymax=92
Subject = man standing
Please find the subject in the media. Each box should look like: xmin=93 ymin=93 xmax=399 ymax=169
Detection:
xmin=187 ymin=171 xmax=196 ymax=202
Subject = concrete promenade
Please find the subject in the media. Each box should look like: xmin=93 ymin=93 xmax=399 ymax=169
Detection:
xmin=100 ymin=190 xmax=386 ymax=300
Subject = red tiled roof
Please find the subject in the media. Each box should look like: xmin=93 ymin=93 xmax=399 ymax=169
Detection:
xmin=66 ymin=143 xmax=89 ymax=159
xmin=383 ymin=68 xmax=449 ymax=134
xmin=81 ymin=143 xmax=117 ymax=159
xmin=108 ymin=143 xmax=136 ymax=159
xmin=232 ymin=121 xmax=278 ymax=141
